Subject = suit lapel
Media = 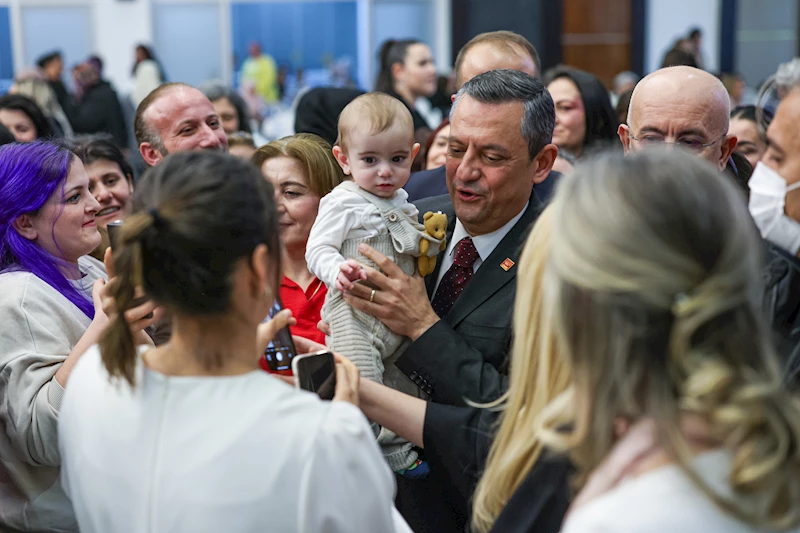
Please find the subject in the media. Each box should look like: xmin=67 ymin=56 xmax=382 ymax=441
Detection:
xmin=444 ymin=192 xmax=543 ymax=328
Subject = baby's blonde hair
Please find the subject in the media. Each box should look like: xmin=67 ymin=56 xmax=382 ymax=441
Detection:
xmin=335 ymin=92 xmax=414 ymax=153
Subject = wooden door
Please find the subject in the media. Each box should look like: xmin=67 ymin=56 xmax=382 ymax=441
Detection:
xmin=562 ymin=0 xmax=632 ymax=88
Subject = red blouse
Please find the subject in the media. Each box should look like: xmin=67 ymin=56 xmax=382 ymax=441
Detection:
xmin=280 ymin=275 xmax=327 ymax=345
xmin=259 ymin=276 xmax=327 ymax=372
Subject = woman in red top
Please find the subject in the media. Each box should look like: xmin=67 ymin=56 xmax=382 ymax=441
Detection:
xmin=253 ymin=133 xmax=346 ymax=347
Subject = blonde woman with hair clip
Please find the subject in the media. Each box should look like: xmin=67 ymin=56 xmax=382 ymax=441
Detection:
xmin=294 ymin=205 xmax=574 ymax=533
xmin=536 ymin=148 xmax=800 ymax=533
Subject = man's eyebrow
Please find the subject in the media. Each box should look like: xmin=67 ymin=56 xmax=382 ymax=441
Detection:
xmin=637 ymin=126 xmax=667 ymax=135
xmin=766 ymin=134 xmax=785 ymax=154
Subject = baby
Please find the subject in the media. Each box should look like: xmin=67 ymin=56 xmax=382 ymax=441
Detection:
xmin=305 ymin=93 xmax=444 ymax=476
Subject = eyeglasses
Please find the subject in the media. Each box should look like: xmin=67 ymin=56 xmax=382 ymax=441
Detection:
xmin=628 ymin=132 xmax=726 ymax=153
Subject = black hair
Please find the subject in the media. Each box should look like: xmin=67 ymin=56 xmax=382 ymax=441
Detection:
xmin=36 ymin=50 xmax=62 ymax=69
xmin=455 ymin=69 xmax=555 ymax=161
xmin=731 ymin=105 xmax=757 ymax=123
xmin=0 ymin=94 xmax=54 ymax=140
xmin=72 ymin=135 xmax=135 ymax=183
xmin=375 ymin=39 xmax=422 ymax=94
xmin=544 ymin=66 xmax=620 ymax=154
xmin=132 ymin=44 xmax=168 ymax=82
xmin=0 ymin=122 xmax=14 ymax=146
xmin=198 ymin=82 xmax=253 ymax=134
xmin=99 ymin=151 xmax=280 ymax=385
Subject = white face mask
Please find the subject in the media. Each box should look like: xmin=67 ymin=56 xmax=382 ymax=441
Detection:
xmin=748 ymin=162 xmax=800 ymax=254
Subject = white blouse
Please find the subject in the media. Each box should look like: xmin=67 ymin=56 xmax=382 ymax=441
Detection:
xmin=560 ymin=449 xmax=793 ymax=533
xmin=59 ymin=347 xmax=408 ymax=532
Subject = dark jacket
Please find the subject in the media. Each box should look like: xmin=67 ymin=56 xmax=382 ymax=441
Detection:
xmin=400 ymin=188 xmax=543 ymax=406
xmin=405 ymin=165 xmax=562 ymax=204
xmin=59 ymin=80 xmax=128 ymax=148
xmin=399 ymin=403 xmax=571 ymax=533
xmin=763 ymin=241 xmax=800 ymax=380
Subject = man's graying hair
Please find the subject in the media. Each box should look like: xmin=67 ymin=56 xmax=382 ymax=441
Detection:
xmin=451 ymin=69 xmax=554 ymax=161
xmin=775 ymin=58 xmax=800 ymax=92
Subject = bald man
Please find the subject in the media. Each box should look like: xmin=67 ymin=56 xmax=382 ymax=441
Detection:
xmin=134 ymin=83 xmax=228 ymax=167
xmin=619 ymin=66 xmax=738 ymax=171
xmin=405 ymin=30 xmax=557 ymax=202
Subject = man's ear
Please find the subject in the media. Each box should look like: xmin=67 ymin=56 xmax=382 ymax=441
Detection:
xmin=618 ymin=124 xmax=633 ymax=154
xmin=719 ymin=134 xmax=738 ymax=171
xmin=332 ymin=145 xmax=351 ymax=175
xmin=139 ymin=142 xmax=164 ymax=167
xmin=531 ymin=144 xmax=559 ymax=184
xmin=12 ymin=214 xmax=38 ymax=241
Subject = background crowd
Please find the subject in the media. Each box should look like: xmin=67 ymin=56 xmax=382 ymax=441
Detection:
xmin=2 ymin=15 xmax=800 ymax=533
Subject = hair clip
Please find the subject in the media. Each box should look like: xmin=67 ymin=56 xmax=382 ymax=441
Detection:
xmin=672 ymin=292 xmax=690 ymax=316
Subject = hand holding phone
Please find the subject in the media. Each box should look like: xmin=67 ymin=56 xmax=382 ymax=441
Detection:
xmin=263 ymin=299 xmax=297 ymax=374
xmin=106 ymin=220 xmax=153 ymax=319
xmin=292 ymin=350 xmax=336 ymax=400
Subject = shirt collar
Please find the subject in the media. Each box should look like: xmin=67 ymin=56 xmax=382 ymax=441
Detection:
xmin=448 ymin=202 xmax=529 ymax=262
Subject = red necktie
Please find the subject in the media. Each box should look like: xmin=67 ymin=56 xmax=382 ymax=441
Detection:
xmin=431 ymin=237 xmax=479 ymax=317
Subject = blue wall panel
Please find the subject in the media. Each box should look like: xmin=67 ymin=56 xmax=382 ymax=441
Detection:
xmin=231 ymin=2 xmax=358 ymax=81
xmin=0 ymin=6 xmax=13 ymax=85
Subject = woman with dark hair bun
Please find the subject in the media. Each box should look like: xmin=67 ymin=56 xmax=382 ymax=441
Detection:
xmin=58 ymin=151 xmax=409 ymax=532
xmin=0 ymin=94 xmax=54 ymax=142
xmin=544 ymin=66 xmax=620 ymax=159
xmin=375 ymin=39 xmax=437 ymax=131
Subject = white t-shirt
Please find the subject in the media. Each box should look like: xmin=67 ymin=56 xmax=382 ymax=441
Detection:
xmin=561 ymin=449 xmax=791 ymax=533
xmin=59 ymin=347 xmax=407 ymax=533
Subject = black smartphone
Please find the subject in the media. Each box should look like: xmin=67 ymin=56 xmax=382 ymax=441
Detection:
xmin=292 ymin=350 xmax=336 ymax=400
xmin=106 ymin=219 xmax=152 ymax=318
xmin=263 ymin=298 xmax=298 ymax=374
xmin=106 ymin=219 xmax=124 ymax=250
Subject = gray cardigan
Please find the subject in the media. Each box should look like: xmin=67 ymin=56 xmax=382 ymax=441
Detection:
xmin=0 ymin=255 xmax=105 ymax=532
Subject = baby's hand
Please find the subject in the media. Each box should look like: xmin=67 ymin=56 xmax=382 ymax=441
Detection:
xmin=336 ymin=259 xmax=367 ymax=292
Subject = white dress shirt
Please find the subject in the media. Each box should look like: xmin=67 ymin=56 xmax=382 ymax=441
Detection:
xmin=433 ymin=203 xmax=528 ymax=298
xmin=59 ymin=347 xmax=409 ymax=533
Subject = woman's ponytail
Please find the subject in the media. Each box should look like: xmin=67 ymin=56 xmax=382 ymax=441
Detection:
xmin=98 ymin=211 xmax=158 ymax=386
xmin=375 ymin=39 xmax=398 ymax=94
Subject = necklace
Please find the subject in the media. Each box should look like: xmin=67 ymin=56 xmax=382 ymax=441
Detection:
xmin=308 ymin=278 xmax=324 ymax=300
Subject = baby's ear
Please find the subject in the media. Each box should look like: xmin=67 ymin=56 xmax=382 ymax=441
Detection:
xmin=332 ymin=145 xmax=351 ymax=175
xmin=410 ymin=142 xmax=421 ymax=162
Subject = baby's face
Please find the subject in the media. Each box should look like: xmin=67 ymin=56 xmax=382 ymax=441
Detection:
xmin=344 ymin=122 xmax=419 ymax=198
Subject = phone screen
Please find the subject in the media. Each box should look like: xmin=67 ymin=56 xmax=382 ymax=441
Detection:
xmin=263 ymin=299 xmax=297 ymax=374
xmin=294 ymin=352 xmax=336 ymax=400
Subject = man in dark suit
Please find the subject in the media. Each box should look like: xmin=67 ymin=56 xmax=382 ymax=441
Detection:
xmin=344 ymin=68 xmax=557 ymax=406
xmin=342 ymin=68 xmax=557 ymax=533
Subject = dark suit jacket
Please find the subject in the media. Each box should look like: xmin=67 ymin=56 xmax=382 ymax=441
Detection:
xmin=405 ymin=164 xmax=561 ymax=204
xmin=399 ymin=188 xmax=543 ymax=406
xmin=421 ymin=403 xmax=571 ymax=533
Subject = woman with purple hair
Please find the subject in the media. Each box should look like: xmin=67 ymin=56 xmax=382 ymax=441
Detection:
xmin=0 ymin=141 xmax=158 ymax=532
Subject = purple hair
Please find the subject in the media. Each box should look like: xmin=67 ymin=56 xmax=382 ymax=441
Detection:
xmin=0 ymin=141 xmax=95 ymax=318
